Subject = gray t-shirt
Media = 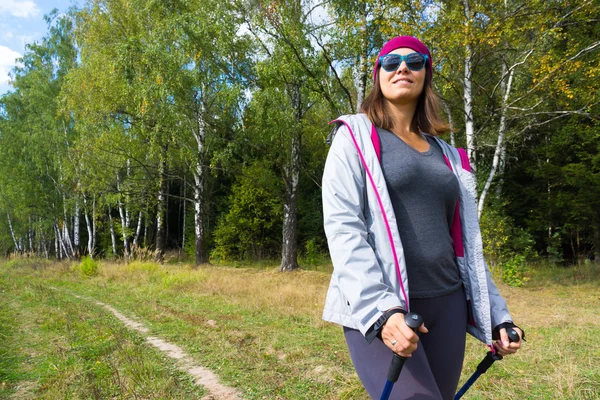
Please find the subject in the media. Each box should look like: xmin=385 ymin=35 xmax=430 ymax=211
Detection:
xmin=378 ymin=127 xmax=462 ymax=299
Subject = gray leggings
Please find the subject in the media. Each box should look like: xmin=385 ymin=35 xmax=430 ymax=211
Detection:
xmin=344 ymin=287 xmax=467 ymax=400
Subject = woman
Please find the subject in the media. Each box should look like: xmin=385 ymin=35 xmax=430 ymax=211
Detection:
xmin=322 ymin=36 xmax=523 ymax=400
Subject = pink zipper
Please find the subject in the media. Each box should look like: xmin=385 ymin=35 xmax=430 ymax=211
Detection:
xmin=331 ymin=119 xmax=410 ymax=311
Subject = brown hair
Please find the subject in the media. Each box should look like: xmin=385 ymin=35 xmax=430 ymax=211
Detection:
xmin=360 ymin=71 xmax=451 ymax=136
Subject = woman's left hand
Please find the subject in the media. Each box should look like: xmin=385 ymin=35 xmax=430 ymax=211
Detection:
xmin=493 ymin=327 xmax=522 ymax=356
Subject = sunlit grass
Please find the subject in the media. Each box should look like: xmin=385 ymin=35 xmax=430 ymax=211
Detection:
xmin=1 ymin=257 xmax=599 ymax=399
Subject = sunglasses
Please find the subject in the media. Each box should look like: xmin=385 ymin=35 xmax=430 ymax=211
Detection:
xmin=379 ymin=53 xmax=428 ymax=72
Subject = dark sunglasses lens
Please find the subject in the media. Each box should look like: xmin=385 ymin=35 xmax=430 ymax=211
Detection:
xmin=381 ymin=55 xmax=400 ymax=72
xmin=406 ymin=54 xmax=425 ymax=70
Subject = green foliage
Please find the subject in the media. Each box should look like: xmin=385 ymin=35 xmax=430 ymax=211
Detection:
xmin=0 ymin=0 xmax=599 ymax=267
xmin=78 ymin=256 xmax=99 ymax=277
xmin=211 ymin=163 xmax=283 ymax=261
xmin=481 ymin=205 xmax=537 ymax=264
xmin=500 ymin=254 xmax=528 ymax=287
xmin=303 ymin=239 xmax=320 ymax=265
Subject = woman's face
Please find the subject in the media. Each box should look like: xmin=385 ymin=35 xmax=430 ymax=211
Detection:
xmin=379 ymin=48 xmax=426 ymax=105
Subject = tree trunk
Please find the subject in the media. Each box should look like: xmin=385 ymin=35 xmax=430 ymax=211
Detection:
xmin=54 ymin=225 xmax=60 ymax=259
xmin=280 ymin=86 xmax=301 ymax=271
xmin=28 ymin=217 xmax=34 ymax=253
xmin=133 ymin=211 xmax=143 ymax=248
xmin=7 ymin=213 xmax=21 ymax=253
xmin=84 ymin=209 xmax=93 ymax=257
xmin=280 ymin=83 xmax=302 ymax=272
xmin=117 ymin=175 xmax=129 ymax=258
xmin=56 ymin=223 xmax=70 ymax=260
xmin=478 ymin=66 xmax=515 ymax=218
xmin=74 ymin=201 xmax=79 ymax=255
xmin=62 ymin=202 xmax=76 ymax=258
xmin=143 ymin=216 xmax=149 ymax=247
xmin=108 ymin=211 xmax=117 ymax=257
xmin=191 ymin=101 xmax=208 ymax=265
xmin=155 ymin=146 xmax=168 ymax=262
xmin=440 ymin=97 xmax=455 ymax=147
xmin=354 ymin=5 xmax=368 ymax=112
xmin=92 ymin=195 xmax=96 ymax=251
xmin=181 ymin=176 xmax=186 ymax=255
xmin=462 ymin=0 xmax=476 ymax=171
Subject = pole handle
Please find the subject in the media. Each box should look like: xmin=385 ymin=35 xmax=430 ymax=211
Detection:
xmin=385 ymin=312 xmax=423 ymax=383
xmin=387 ymin=354 xmax=406 ymax=383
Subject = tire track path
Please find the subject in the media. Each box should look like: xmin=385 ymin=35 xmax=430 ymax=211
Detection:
xmin=51 ymin=287 xmax=242 ymax=400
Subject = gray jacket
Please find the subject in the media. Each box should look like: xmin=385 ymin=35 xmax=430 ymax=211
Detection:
xmin=321 ymin=114 xmax=512 ymax=345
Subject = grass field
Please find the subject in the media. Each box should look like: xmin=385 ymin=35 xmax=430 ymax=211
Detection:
xmin=1 ymin=257 xmax=599 ymax=399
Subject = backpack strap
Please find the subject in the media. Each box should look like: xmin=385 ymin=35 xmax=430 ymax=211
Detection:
xmin=371 ymin=124 xmax=381 ymax=162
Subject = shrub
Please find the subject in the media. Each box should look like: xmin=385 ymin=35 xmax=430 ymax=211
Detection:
xmin=480 ymin=206 xmax=537 ymax=265
xmin=79 ymin=256 xmax=99 ymax=277
xmin=501 ymin=254 xmax=528 ymax=287
xmin=212 ymin=163 xmax=283 ymax=261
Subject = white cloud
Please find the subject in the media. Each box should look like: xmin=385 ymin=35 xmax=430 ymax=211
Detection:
xmin=0 ymin=45 xmax=22 ymax=85
xmin=0 ymin=0 xmax=40 ymax=18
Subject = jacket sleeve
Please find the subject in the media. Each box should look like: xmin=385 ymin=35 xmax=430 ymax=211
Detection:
xmin=485 ymin=263 xmax=513 ymax=329
xmin=322 ymin=125 xmax=404 ymax=336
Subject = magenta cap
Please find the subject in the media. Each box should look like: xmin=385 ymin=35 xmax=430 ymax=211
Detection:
xmin=373 ymin=36 xmax=432 ymax=82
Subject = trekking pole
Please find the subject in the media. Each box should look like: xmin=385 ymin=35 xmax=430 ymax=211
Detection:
xmin=453 ymin=328 xmax=520 ymax=400
xmin=380 ymin=312 xmax=423 ymax=400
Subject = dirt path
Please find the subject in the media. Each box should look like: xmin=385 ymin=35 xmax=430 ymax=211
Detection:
xmin=55 ymin=288 xmax=243 ymax=400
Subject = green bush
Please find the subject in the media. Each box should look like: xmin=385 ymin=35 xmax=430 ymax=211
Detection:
xmin=212 ymin=163 xmax=283 ymax=261
xmin=480 ymin=206 xmax=537 ymax=266
xmin=79 ymin=256 xmax=99 ymax=277
xmin=501 ymin=254 xmax=528 ymax=287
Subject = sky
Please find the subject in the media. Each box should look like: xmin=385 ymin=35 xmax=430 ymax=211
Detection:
xmin=0 ymin=0 xmax=75 ymax=96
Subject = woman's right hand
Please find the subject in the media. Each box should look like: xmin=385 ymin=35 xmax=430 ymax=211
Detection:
xmin=381 ymin=313 xmax=428 ymax=357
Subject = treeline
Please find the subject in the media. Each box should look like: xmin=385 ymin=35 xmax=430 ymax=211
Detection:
xmin=0 ymin=0 xmax=598 ymax=269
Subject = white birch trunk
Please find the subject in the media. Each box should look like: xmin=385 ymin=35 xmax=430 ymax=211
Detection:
xmin=126 ymin=159 xmax=131 ymax=229
xmin=108 ymin=211 xmax=117 ymax=257
xmin=62 ymin=201 xmax=75 ymax=257
xmin=74 ymin=201 xmax=80 ymax=253
xmin=143 ymin=219 xmax=148 ymax=247
xmin=54 ymin=225 xmax=60 ymax=259
xmin=83 ymin=196 xmax=93 ymax=256
xmin=155 ymin=145 xmax=168 ymax=262
xmin=84 ymin=210 xmax=93 ymax=257
xmin=56 ymin=223 xmax=70 ymax=260
xmin=116 ymin=175 xmax=129 ymax=258
xmin=495 ymin=141 xmax=507 ymax=196
xmin=92 ymin=196 xmax=96 ymax=251
xmin=441 ymin=98 xmax=455 ymax=146
xmin=181 ymin=177 xmax=186 ymax=254
xmin=7 ymin=213 xmax=21 ymax=253
xmin=192 ymin=104 xmax=207 ymax=265
xmin=354 ymin=6 xmax=368 ymax=112
xmin=477 ymin=67 xmax=515 ymax=218
xmin=462 ymin=0 xmax=476 ymax=171
xmin=28 ymin=217 xmax=33 ymax=252
xmin=133 ymin=211 xmax=143 ymax=248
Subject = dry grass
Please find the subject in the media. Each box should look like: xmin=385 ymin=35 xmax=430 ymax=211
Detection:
xmin=2 ymin=258 xmax=599 ymax=399
xmin=100 ymin=261 xmax=332 ymax=321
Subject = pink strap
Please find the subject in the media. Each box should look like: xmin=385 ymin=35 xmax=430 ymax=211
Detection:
xmin=457 ymin=148 xmax=471 ymax=172
xmin=331 ymin=119 xmax=410 ymax=311
xmin=443 ymin=156 xmax=465 ymax=258
xmin=371 ymin=124 xmax=381 ymax=162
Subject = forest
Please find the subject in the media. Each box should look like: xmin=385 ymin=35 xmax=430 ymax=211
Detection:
xmin=0 ymin=0 xmax=598 ymax=273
